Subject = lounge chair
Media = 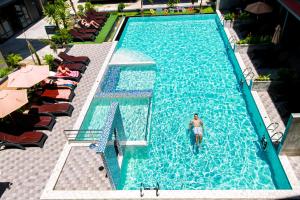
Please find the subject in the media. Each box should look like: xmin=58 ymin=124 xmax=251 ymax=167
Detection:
xmin=74 ymin=28 xmax=99 ymax=36
xmin=81 ymin=16 xmax=105 ymax=26
xmin=182 ymin=7 xmax=187 ymax=13
xmin=85 ymin=13 xmax=107 ymax=22
xmin=78 ymin=20 xmax=100 ymax=30
xmin=50 ymin=70 xmax=82 ymax=82
xmin=40 ymin=89 xmax=75 ymax=102
xmin=29 ymin=103 xmax=74 ymax=116
xmin=86 ymin=10 xmax=109 ymax=17
xmin=10 ymin=113 xmax=56 ymax=131
xmin=0 ymin=131 xmax=48 ymax=150
xmin=41 ymin=78 xmax=77 ymax=90
xmin=58 ymin=52 xmax=90 ymax=65
xmin=70 ymin=29 xmax=95 ymax=42
xmin=53 ymin=58 xmax=87 ymax=73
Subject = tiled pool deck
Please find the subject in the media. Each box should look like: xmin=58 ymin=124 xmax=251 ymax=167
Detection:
xmin=54 ymin=146 xmax=111 ymax=191
xmin=0 ymin=43 xmax=113 ymax=200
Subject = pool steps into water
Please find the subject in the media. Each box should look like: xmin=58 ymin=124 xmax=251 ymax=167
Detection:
xmin=109 ymin=61 xmax=156 ymax=66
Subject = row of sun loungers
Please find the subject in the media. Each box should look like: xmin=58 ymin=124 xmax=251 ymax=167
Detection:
xmin=0 ymin=52 xmax=90 ymax=150
xmin=70 ymin=11 xmax=109 ymax=42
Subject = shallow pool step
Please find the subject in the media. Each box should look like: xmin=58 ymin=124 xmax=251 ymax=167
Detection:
xmin=95 ymin=90 xmax=153 ymax=99
xmin=108 ymin=61 xmax=156 ymax=66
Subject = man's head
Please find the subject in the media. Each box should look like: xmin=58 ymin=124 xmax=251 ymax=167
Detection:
xmin=194 ymin=113 xmax=198 ymax=120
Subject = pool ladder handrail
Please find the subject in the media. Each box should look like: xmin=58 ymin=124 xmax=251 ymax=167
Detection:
xmin=63 ymin=129 xmax=103 ymax=144
xmin=220 ymin=14 xmax=225 ymax=26
xmin=140 ymin=182 xmax=160 ymax=197
xmin=267 ymin=122 xmax=279 ymax=132
xmin=271 ymin=131 xmax=284 ymax=145
xmin=228 ymin=36 xmax=236 ymax=51
xmin=242 ymin=67 xmax=255 ymax=80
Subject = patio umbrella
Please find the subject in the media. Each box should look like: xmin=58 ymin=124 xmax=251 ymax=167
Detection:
xmin=0 ymin=89 xmax=28 ymax=118
xmin=245 ymin=2 xmax=273 ymax=15
xmin=272 ymin=25 xmax=281 ymax=45
xmin=7 ymin=65 xmax=49 ymax=88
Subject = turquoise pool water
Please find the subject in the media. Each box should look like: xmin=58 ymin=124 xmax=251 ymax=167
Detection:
xmin=79 ymin=97 xmax=150 ymax=141
xmin=113 ymin=15 xmax=291 ymax=190
xmin=101 ymin=65 xmax=156 ymax=92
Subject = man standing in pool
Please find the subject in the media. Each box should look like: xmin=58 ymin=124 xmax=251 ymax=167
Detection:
xmin=189 ymin=114 xmax=204 ymax=146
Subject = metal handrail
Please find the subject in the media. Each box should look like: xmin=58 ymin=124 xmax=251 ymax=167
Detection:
xmin=242 ymin=67 xmax=252 ymax=76
xmin=271 ymin=132 xmax=283 ymax=144
xmin=140 ymin=182 xmax=160 ymax=197
xmin=245 ymin=71 xmax=255 ymax=80
xmin=63 ymin=129 xmax=103 ymax=143
xmin=267 ymin=122 xmax=279 ymax=132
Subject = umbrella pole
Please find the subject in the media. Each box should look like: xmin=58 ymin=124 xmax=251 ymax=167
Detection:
xmin=282 ymin=10 xmax=289 ymax=37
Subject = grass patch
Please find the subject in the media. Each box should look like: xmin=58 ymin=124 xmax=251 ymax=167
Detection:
xmin=200 ymin=6 xmax=214 ymax=14
xmin=118 ymin=7 xmax=215 ymax=17
xmin=72 ymin=14 xmax=118 ymax=44
xmin=96 ymin=14 xmax=118 ymax=43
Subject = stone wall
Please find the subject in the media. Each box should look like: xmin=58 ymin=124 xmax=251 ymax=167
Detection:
xmin=280 ymin=113 xmax=300 ymax=155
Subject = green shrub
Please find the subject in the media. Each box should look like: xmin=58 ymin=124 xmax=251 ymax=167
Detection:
xmin=77 ymin=4 xmax=85 ymax=16
xmin=5 ymin=53 xmax=23 ymax=68
xmin=118 ymin=3 xmax=125 ymax=12
xmin=85 ymin=2 xmax=94 ymax=12
xmin=51 ymin=28 xmax=72 ymax=44
xmin=201 ymin=6 xmax=214 ymax=14
xmin=224 ymin=12 xmax=234 ymax=20
xmin=0 ymin=67 xmax=12 ymax=78
xmin=43 ymin=54 xmax=55 ymax=70
xmin=255 ymin=74 xmax=271 ymax=81
xmin=237 ymin=34 xmax=272 ymax=45
xmin=238 ymin=11 xmax=250 ymax=20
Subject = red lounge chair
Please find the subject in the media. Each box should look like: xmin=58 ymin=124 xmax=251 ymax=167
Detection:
xmin=51 ymin=71 xmax=82 ymax=82
xmin=10 ymin=113 xmax=56 ymax=131
xmin=29 ymin=103 xmax=74 ymax=116
xmin=58 ymin=52 xmax=90 ymax=65
xmin=70 ymin=29 xmax=95 ymax=42
xmin=74 ymin=28 xmax=98 ymax=36
xmin=40 ymin=89 xmax=75 ymax=102
xmin=86 ymin=10 xmax=109 ymax=17
xmin=42 ymin=79 xmax=77 ymax=90
xmin=0 ymin=131 xmax=48 ymax=150
xmin=78 ymin=21 xmax=100 ymax=31
xmin=81 ymin=16 xmax=105 ymax=26
xmin=53 ymin=59 xmax=86 ymax=73
xmin=86 ymin=13 xmax=107 ymax=22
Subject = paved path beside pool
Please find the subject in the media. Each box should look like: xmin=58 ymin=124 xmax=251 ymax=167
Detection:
xmin=0 ymin=43 xmax=113 ymax=200
xmin=54 ymin=146 xmax=111 ymax=191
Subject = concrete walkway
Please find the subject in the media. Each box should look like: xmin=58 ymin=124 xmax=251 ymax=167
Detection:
xmin=0 ymin=43 xmax=113 ymax=200
xmin=0 ymin=17 xmax=65 ymax=62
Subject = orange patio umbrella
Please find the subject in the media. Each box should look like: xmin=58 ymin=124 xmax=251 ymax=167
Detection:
xmin=0 ymin=89 xmax=28 ymax=118
xmin=7 ymin=65 xmax=49 ymax=88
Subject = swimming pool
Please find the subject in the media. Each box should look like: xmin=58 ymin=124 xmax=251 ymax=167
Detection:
xmin=81 ymin=14 xmax=291 ymax=190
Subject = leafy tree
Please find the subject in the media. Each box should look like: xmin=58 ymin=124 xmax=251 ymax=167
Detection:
xmin=85 ymin=1 xmax=95 ymax=12
xmin=77 ymin=4 xmax=85 ymax=16
xmin=43 ymin=2 xmax=60 ymax=29
xmin=167 ymin=0 xmax=175 ymax=8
